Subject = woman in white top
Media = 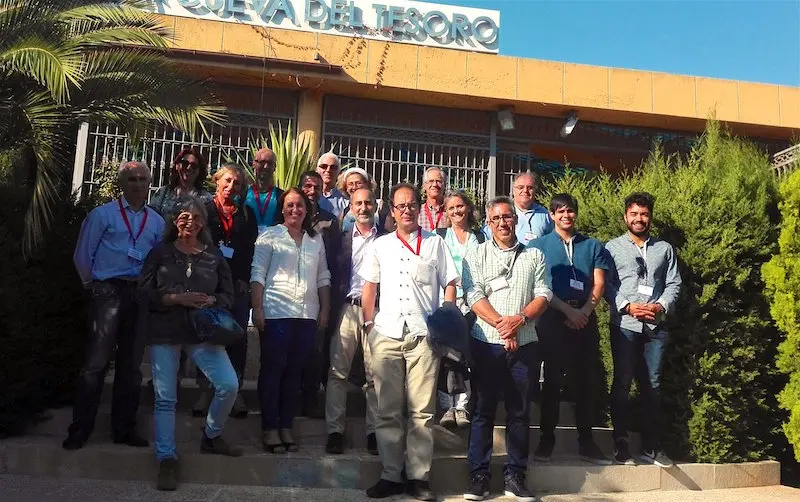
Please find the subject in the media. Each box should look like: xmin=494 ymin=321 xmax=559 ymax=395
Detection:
xmin=250 ymin=188 xmax=331 ymax=454
xmin=436 ymin=191 xmax=484 ymax=429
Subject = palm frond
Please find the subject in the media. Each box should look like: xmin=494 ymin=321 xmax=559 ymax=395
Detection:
xmin=0 ymin=38 xmax=84 ymax=102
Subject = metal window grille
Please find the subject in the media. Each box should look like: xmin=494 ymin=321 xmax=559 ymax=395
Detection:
xmin=772 ymin=144 xmax=799 ymax=177
xmin=323 ymin=121 xmax=491 ymax=206
xmin=80 ymin=112 xmax=292 ymax=198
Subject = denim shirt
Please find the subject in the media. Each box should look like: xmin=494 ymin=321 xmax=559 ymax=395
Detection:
xmin=604 ymin=233 xmax=682 ymax=333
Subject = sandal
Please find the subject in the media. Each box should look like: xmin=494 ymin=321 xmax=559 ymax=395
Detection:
xmin=280 ymin=429 xmax=299 ymax=452
xmin=262 ymin=430 xmax=286 ymax=454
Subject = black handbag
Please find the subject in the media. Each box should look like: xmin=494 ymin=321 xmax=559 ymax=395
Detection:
xmin=189 ymin=307 xmax=244 ymax=346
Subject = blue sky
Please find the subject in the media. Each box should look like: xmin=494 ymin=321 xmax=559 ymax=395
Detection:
xmin=438 ymin=0 xmax=800 ymax=86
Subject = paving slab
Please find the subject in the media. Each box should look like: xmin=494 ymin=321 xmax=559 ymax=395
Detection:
xmin=0 ymin=475 xmax=797 ymax=502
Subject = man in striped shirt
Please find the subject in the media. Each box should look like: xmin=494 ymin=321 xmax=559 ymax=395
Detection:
xmin=461 ymin=196 xmax=552 ymax=502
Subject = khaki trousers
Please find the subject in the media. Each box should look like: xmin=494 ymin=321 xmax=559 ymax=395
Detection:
xmin=368 ymin=328 xmax=440 ymax=483
xmin=325 ymin=303 xmax=377 ymax=435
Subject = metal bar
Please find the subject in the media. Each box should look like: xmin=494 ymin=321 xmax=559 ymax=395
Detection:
xmin=487 ymin=114 xmax=497 ymax=200
xmin=71 ymin=122 xmax=90 ymax=200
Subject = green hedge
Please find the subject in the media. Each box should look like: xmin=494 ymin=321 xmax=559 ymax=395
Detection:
xmin=542 ymin=121 xmax=787 ymax=462
xmin=0 ymin=184 xmax=90 ymax=437
xmin=763 ymin=168 xmax=800 ymax=462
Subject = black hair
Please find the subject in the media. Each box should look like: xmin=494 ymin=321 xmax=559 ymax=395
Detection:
xmin=275 ymin=187 xmax=317 ymax=237
xmin=624 ymin=192 xmax=655 ymax=213
xmin=298 ymin=170 xmax=323 ymax=187
xmin=169 ymin=146 xmax=208 ymax=192
xmin=389 ymin=182 xmax=422 ymax=207
xmin=549 ymin=193 xmax=579 ymax=214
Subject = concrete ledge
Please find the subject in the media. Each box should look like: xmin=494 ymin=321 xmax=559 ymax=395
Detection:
xmin=0 ymin=437 xmax=780 ymax=494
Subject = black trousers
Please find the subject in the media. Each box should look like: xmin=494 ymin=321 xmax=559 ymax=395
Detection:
xmin=537 ymin=310 xmax=600 ymax=445
xmin=68 ymin=279 xmax=145 ymax=440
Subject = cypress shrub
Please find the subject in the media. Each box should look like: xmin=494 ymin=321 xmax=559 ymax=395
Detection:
xmin=763 ymin=168 xmax=800 ymax=462
xmin=542 ymin=121 xmax=784 ymax=461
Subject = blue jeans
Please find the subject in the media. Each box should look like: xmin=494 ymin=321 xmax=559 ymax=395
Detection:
xmin=151 ymin=344 xmax=238 ymax=460
xmin=468 ymin=338 xmax=538 ymax=478
xmin=258 ymin=318 xmax=317 ymax=430
xmin=610 ymin=325 xmax=668 ymax=451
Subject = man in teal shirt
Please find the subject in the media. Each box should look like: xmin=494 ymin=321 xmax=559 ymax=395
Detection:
xmin=530 ymin=193 xmax=610 ymax=465
xmin=244 ymin=147 xmax=283 ymax=232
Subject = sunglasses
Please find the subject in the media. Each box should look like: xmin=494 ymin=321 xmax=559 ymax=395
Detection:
xmin=178 ymin=159 xmax=199 ymax=171
xmin=317 ymin=163 xmax=338 ymax=171
xmin=635 ymin=257 xmax=647 ymax=279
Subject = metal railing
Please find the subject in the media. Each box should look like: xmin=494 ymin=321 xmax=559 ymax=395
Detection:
xmin=79 ymin=112 xmax=292 ymax=198
xmin=322 ymin=121 xmax=491 ymax=206
xmin=773 ymin=144 xmax=799 ymax=177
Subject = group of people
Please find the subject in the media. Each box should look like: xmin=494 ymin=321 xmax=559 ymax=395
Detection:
xmin=64 ymin=147 xmax=681 ymax=502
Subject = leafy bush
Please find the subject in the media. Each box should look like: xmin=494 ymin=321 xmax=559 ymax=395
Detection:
xmin=763 ymin=169 xmax=800 ymax=462
xmin=542 ymin=121 xmax=785 ymax=462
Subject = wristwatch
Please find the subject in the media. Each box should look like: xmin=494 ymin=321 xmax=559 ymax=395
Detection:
xmin=518 ymin=312 xmax=529 ymax=325
xmin=362 ymin=320 xmax=374 ymax=331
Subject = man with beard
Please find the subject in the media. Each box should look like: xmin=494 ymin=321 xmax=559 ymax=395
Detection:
xmin=531 ymin=194 xmax=611 ymax=465
xmin=604 ymin=192 xmax=681 ymax=467
xmin=298 ymin=170 xmax=342 ymax=417
xmin=324 ymin=188 xmax=384 ymax=455
xmin=461 ymin=196 xmax=551 ymax=502
xmin=244 ymin=147 xmax=283 ymax=232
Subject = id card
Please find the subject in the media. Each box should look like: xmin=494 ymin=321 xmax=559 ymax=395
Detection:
xmin=219 ymin=244 xmax=234 ymax=259
xmin=127 ymin=248 xmax=144 ymax=261
xmin=638 ymin=284 xmax=654 ymax=296
xmin=569 ymin=279 xmax=584 ymax=291
xmin=488 ymin=276 xmax=510 ymax=293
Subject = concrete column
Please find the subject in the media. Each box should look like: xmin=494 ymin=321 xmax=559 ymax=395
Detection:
xmin=486 ymin=114 xmax=498 ymax=201
xmin=297 ymin=90 xmax=324 ymax=157
xmin=71 ymin=122 xmax=90 ymax=201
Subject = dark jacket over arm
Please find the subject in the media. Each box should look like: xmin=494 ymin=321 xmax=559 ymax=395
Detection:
xmin=138 ymin=241 xmax=234 ymax=345
xmin=205 ymin=201 xmax=258 ymax=284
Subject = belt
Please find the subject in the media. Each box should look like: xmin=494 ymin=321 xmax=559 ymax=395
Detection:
xmin=346 ymin=296 xmax=362 ymax=307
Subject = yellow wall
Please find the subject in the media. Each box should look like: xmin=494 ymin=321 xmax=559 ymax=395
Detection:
xmin=159 ymin=15 xmax=800 ymax=133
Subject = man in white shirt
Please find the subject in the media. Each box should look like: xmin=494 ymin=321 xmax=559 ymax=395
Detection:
xmin=324 ymin=188 xmax=384 ymax=455
xmin=360 ymin=183 xmax=459 ymax=501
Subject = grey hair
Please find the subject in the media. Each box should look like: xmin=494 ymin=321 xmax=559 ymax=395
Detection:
xmin=118 ymin=160 xmax=150 ymax=181
xmin=422 ymin=166 xmax=446 ymax=185
xmin=162 ymin=196 xmax=214 ymax=246
xmin=486 ymin=195 xmax=515 ymax=214
xmin=510 ymin=170 xmax=538 ymax=195
xmin=317 ymin=152 xmax=340 ymax=168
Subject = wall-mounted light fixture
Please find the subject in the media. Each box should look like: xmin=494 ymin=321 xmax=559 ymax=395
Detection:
xmin=560 ymin=111 xmax=579 ymax=137
xmin=497 ymin=107 xmax=515 ymax=131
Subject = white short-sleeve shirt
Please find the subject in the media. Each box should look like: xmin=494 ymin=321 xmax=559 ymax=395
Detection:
xmin=359 ymin=229 xmax=460 ymax=340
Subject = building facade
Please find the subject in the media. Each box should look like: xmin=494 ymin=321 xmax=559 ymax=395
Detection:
xmin=71 ymin=1 xmax=800 ymax=203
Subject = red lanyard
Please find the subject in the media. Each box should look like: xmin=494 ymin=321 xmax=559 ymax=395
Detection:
xmin=118 ymin=197 xmax=148 ymax=246
xmin=424 ymin=203 xmax=443 ymax=229
xmin=397 ymin=231 xmax=422 ymax=256
xmin=214 ymin=197 xmax=234 ymax=241
xmin=252 ymin=186 xmax=273 ymax=220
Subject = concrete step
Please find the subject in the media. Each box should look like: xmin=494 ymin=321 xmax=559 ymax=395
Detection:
xmin=0 ymin=435 xmax=780 ymax=495
xmin=101 ymin=377 xmax=582 ymax=426
xmin=31 ymin=408 xmax=630 ymax=458
xmin=0 ymin=474 xmax=796 ymax=502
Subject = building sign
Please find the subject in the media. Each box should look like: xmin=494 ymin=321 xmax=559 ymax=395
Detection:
xmin=152 ymin=0 xmax=500 ymax=53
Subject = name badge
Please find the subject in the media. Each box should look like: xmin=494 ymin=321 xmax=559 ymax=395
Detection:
xmin=488 ymin=276 xmax=509 ymax=293
xmin=127 ymin=248 xmax=144 ymax=261
xmin=569 ymin=279 xmax=584 ymax=291
xmin=638 ymin=284 xmax=654 ymax=296
xmin=219 ymin=244 xmax=234 ymax=259
xmin=524 ymin=232 xmax=536 ymax=242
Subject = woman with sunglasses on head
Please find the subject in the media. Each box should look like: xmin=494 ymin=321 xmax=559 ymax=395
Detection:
xmin=150 ymin=147 xmax=213 ymax=218
xmin=250 ymin=188 xmax=331 ymax=454
xmin=138 ymin=197 xmax=242 ymax=491
xmin=192 ymin=164 xmax=258 ymax=419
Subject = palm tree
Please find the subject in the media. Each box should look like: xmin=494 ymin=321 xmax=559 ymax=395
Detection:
xmin=0 ymin=0 xmax=224 ymax=256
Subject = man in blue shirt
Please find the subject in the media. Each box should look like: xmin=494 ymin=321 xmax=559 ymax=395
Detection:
xmin=605 ymin=192 xmax=681 ymax=467
xmin=244 ymin=147 xmax=283 ymax=232
xmin=316 ymin=152 xmax=348 ymax=219
xmin=483 ymin=171 xmax=553 ymax=246
xmin=65 ymin=161 xmax=165 ymax=451
xmin=530 ymin=193 xmax=611 ymax=465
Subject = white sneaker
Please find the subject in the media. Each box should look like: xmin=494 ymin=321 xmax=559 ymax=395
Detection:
xmin=439 ymin=408 xmax=456 ymax=428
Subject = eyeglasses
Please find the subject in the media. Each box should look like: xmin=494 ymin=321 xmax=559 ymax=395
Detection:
xmin=317 ymin=163 xmax=338 ymax=171
xmin=514 ymin=184 xmax=535 ymax=192
xmin=302 ymin=183 xmax=319 ymax=190
xmin=254 ymin=158 xmax=276 ymax=167
xmin=489 ymin=214 xmax=515 ymax=224
xmin=392 ymin=202 xmax=419 ymax=213
xmin=178 ymin=159 xmax=198 ymax=171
